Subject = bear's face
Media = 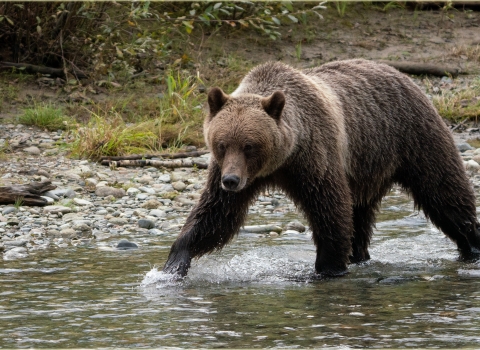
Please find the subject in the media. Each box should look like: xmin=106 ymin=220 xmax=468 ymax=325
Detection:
xmin=205 ymin=87 xmax=286 ymax=192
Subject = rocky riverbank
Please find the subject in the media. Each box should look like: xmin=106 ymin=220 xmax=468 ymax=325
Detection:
xmin=1 ymin=122 xmax=480 ymax=261
xmin=0 ymin=123 xmax=305 ymax=261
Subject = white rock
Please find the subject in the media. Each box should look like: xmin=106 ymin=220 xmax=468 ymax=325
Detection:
xmin=40 ymin=196 xmax=55 ymax=204
xmin=24 ymin=146 xmax=41 ymax=155
xmin=465 ymin=160 xmax=480 ymax=171
xmin=127 ymin=187 xmax=140 ymax=195
xmin=73 ymin=198 xmax=93 ymax=206
xmin=3 ymin=247 xmax=28 ymax=260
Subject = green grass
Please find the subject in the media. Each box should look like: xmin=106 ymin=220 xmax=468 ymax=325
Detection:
xmin=18 ymin=103 xmax=71 ymax=131
xmin=0 ymin=82 xmax=20 ymax=112
xmin=428 ymin=78 xmax=480 ymax=122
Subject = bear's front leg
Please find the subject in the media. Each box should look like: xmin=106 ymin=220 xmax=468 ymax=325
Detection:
xmin=163 ymin=164 xmax=260 ymax=277
xmin=281 ymin=166 xmax=353 ymax=277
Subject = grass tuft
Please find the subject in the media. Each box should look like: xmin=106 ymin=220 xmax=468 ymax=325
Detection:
xmin=18 ymin=103 xmax=71 ymax=131
xmin=428 ymin=78 xmax=480 ymax=122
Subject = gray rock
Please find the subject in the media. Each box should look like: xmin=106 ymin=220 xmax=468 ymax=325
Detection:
xmin=149 ymin=209 xmax=166 ymax=218
xmin=24 ymin=146 xmax=41 ymax=155
xmin=109 ymin=217 xmax=129 ymax=226
xmin=3 ymin=247 xmax=28 ymax=260
xmin=43 ymin=205 xmax=72 ymax=214
xmin=43 ymin=191 xmax=60 ymax=200
xmin=73 ymin=198 xmax=93 ymax=206
xmin=172 ymin=181 xmax=187 ymax=191
xmin=116 ymin=239 xmax=138 ymax=250
xmin=50 ymin=188 xmax=77 ymax=198
xmin=95 ymin=186 xmax=125 ymax=198
xmin=138 ymin=219 xmax=155 ymax=229
xmin=158 ymin=174 xmax=171 ymax=183
xmin=59 ymin=228 xmax=77 ymax=238
xmin=126 ymin=187 xmax=140 ymax=195
xmin=457 ymin=142 xmax=474 ymax=152
xmin=2 ymin=207 xmax=17 ymax=215
xmin=286 ymin=220 xmax=306 ymax=233
xmin=4 ymin=240 xmax=28 ymax=247
xmin=139 ymin=187 xmax=156 ymax=194
xmin=85 ymin=178 xmax=98 ymax=187
xmin=135 ymin=193 xmax=149 ymax=200
xmin=40 ymin=196 xmax=55 ymax=204
xmin=148 ymin=228 xmax=166 ymax=235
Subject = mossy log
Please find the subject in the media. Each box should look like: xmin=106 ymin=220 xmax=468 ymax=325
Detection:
xmin=379 ymin=61 xmax=460 ymax=77
xmin=0 ymin=181 xmax=56 ymax=206
xmin=0 ymin=61 xmax=87 ymax=79
xmin=107 ymin=159 xmax=208 ymax=169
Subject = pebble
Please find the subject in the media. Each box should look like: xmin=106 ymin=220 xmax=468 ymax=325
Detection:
xmin=24 ymin=146 xmax=41 ymax=155
xmin=3 ymin=247 xmax=28 ymax=260
xmin=96 ymin=186 xmax=125 ymax=198
xmin=138 ymin=219 xmax=155 ymax=229
xmin=286 ymin=220 xmax=306 ymax=233
xmin=172 ymin=181 xmax=187 ymax=191
xmin=149 ymin=209 xmax=166 ymax=218
xmin=457 ymin=142 xmax=474 ymax=152
xmin=2 ymin=207 xmax=17 ymax=215
xmin=116 ymin=239 xmax=138 ymax=250
xmin=44 ymin=206 xmax=72 ymax=214
xmin=73 ymin=198 xmax=93 ymax=206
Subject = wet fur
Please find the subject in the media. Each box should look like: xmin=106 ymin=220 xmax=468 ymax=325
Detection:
xmin=163 ymin=59 xmax=480 ymax=277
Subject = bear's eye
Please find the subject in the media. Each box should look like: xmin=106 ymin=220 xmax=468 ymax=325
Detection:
xmin=244 ymin=144 xmax=253 ymax=152
xmin=218 ymin=143 xmax=226 ymax=152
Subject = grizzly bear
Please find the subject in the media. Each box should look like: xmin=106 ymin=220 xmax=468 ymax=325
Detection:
xmin=163 ymin=59 xmax=480 ymax=278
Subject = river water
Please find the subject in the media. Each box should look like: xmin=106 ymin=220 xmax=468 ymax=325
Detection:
xmin=1 ymin=188 xmax=480 ymax=348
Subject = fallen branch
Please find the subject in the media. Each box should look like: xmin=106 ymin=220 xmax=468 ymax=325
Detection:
xmin=451 ymin=117 xmax=469 ymax=132
xmin=0 ymin=61 xmax=88 ymax=79
xmin=108 ymin=159 xmax=208 ymax=169
xmin=0 ymin=181 xmax=56 ymax=206
xmin=100 ymin=150 xmax=209 ymax=165
xmin=378 ymin=61 xmax=460 ymax=77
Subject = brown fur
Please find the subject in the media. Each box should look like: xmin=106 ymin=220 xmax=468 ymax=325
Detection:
xmin=163 ymin=59 xmax=480 ymax=278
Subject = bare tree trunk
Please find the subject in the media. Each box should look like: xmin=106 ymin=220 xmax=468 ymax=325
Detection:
xmin=0 ymin=181 xmax=56 ymax=206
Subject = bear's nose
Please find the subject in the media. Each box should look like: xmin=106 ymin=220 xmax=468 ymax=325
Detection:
xmin=222 ymin=174 xmax=240 ymax=190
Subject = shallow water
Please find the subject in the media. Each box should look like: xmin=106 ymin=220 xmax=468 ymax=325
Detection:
xmin=2 ymin=189 xmax=480 ymax=348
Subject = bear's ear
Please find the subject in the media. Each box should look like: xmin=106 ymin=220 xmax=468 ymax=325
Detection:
xmin=261 ymin=91 xmax=285 ymax=120
xmin=207 ymin=87 xmax=229 ymax=118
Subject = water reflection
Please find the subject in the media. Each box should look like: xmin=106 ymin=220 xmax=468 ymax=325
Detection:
xmin=1 ymin=190 xmax=480 ymax=348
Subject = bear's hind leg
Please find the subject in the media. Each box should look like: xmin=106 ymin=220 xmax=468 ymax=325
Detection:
xmin=349 ymin=205 xmax=376 ymax=264
xmin=399 ymin=164 xmax=480 ymax=260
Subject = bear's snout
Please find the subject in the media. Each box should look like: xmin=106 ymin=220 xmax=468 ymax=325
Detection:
xmin=222 ymin=174 xmax=241 ymax=191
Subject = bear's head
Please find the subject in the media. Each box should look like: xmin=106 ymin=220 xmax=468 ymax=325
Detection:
xmin=204 ymin=87 xmax=288 ymax=192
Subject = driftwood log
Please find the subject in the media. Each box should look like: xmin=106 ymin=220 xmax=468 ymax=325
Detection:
xmin=108 ymin=159 xmax=208 ymax=169
xmin=0 ymin=61 xmax=88 ymax=79
xmin=379 ymin=61 xmax=460 ymax=77
xmin=100 ymin=150 xmax=209 ymax=165
xmin=0 ymin=181 xmax=56 ymax=206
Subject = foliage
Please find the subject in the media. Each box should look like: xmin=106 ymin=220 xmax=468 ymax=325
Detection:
xmin=0 ymin=2 xmax=326 ymax=80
